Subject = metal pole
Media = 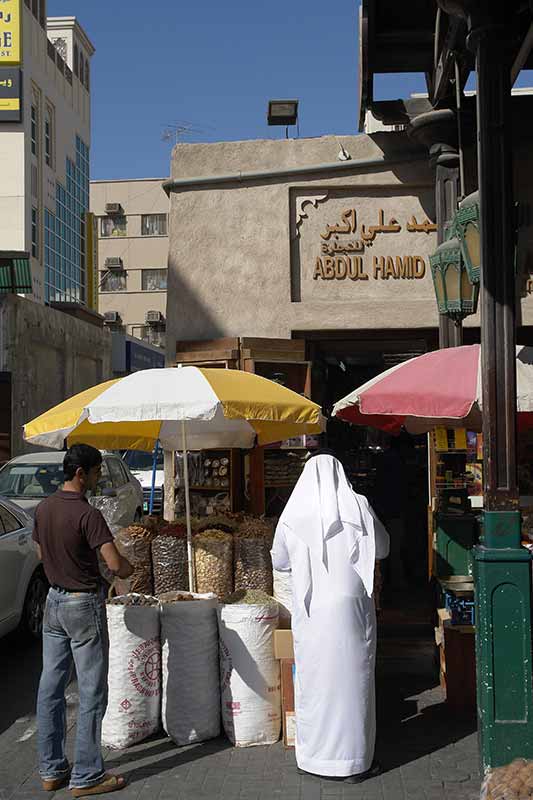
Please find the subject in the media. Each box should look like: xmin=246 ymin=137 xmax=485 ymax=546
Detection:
xmin=468 ymin=14 xmax=533 ymax=769
xmin=181 ymin=419 xmax=195 ymax=592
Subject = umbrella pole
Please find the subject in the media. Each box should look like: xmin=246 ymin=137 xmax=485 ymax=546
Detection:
xmin=181 ymin=420 xmax=195 ymax=592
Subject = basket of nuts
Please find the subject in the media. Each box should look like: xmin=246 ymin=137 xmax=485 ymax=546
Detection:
xmin=194 ymin=529 xmax=233 ymax=598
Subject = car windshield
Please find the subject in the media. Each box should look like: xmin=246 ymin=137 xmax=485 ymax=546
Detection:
xmin=0 ymin=463 xmax=63 ymax=498
xmin=123 ymin=450 xmax=164 ymax=471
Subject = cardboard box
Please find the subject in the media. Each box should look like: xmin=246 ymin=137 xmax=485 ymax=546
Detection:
xmin=274 ymin=629 xmax=294 ymax=659
xmin=280 ymin=658 xmax=296 ymax=747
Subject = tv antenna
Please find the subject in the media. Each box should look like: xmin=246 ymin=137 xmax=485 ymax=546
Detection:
xmin=161 ymin=121 xmax=210 ymax=146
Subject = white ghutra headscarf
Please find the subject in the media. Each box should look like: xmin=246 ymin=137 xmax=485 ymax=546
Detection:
xmin=276 ymin=454 xmax=381 ymax=612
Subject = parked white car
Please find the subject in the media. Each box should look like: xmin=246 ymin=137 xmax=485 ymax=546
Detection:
xmin=122 ymin=449 xmax=164 ymax=515
xmin=0 ymin=495 xmax=47 ymax=639
xmin=0 ymin=451 xmax=144 ymax=527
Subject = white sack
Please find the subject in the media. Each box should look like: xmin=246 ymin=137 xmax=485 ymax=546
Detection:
xmin=218 ymin=601 xmax=281 ymax=747
xmin=161 ymin=593 xmax=220 ymax=745
xmin=273 ymin=569 xmax=292 ymax=628
xmin=102 ymin=601 xmax=161 ymax=749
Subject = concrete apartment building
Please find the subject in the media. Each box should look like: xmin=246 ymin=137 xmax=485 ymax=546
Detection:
xmin=91 ymin=178 xmax=169 ymax=351
xmin=0 ymin=2 xmax=113 ymax=459
xmin=0 ymin=1 xmax=96 ymax=306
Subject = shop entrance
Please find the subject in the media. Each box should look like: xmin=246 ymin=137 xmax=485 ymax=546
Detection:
xmin=298 ymin=330 xmax=440 ymax=683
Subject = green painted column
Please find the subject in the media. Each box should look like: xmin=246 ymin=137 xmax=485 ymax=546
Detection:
xmin=474 ymin=511 xmax=533 ymax=769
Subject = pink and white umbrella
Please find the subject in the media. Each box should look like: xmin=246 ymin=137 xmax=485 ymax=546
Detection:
xmin=332 ymin=344 xmax=533 ymax=435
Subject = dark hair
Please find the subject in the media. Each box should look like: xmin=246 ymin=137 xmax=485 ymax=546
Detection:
xmin=63 ymin=444 xmax=102 ymax=481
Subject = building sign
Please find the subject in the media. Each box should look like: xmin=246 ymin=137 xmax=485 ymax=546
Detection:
xmin=0 ymin=0 xmax=22 ymax=65
xmin=126 ymin=340 xmax=165 ymax=372
xmin=314 ymin=207 xmax=435 ymax=281
xmin=0 ymin=66 xmax=21 ymax=121
xmin=291 ymin=188 xmax=438 ymax=304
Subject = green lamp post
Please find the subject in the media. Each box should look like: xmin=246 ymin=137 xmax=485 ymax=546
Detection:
xmin=431 ymin=192 xmax=533 ymax=770
xmin=429 ymin=235 xmax=479 ymax=323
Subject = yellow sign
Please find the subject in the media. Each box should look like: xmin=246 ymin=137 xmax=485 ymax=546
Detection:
xmin=0 ymin=0 xmax=21 ymax=65
xmin=454 ymin=428 xmax=467 ymax=450
xmin=0 ymin=97 xmax=18 ymax=110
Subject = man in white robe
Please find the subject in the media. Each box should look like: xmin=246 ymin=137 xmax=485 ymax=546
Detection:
xmin=271 ymin=454 xmax=390 ymax=782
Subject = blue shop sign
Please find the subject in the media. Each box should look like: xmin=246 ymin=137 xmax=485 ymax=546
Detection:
xmin=126 ymin=340 xmax=165 ymax=372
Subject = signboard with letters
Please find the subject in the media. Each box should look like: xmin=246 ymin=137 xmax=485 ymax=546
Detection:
xmin=0 ymin=0 xmax=21 ymax=65
xmin=291 ymin=188 xmax=438 ymax=304
xmin=0 ymin=66 xmax=21 ymax=121
xmin=126 ymin=340 xmax=165 ymax=373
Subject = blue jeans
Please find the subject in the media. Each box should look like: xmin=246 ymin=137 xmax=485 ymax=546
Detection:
xmin=37 ymin=587 xmax=109 ymax=789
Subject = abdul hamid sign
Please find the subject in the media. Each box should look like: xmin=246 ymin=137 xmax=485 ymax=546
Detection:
xmin=291 ymin=188 xmax=437 ymax=304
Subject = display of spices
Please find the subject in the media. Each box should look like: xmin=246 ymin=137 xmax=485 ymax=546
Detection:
xmin=482 ymin=759 xmax=533 ymax=800
xmin=158 ymin=591 xmax=198 ymax=603
xmin=151 ymin=523 xmax=189 ymax=594
xmin=114 ymin=525 xmax=154 ymax=595
xmin=222 ymin=588 xmax=275 ymax=605
xmin=196 ymin=514 xmax=239 ymax=533
xmin=107 ymin=593 xmax=159 ymax=607
xmin=194 ymin=529 xmax=233 ymax=598
xmin=234 ymin=520 xmax=274 ymax=595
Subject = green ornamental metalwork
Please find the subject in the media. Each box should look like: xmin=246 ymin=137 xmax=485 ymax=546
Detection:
xmin=429 ymin=236 xmax=479 ymax=322
xmin=455 ymin=191 xmax=481 ymax=285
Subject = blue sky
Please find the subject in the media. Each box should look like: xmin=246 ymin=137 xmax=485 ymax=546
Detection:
xmin=48 ymin=1 xmax=533 ymax=181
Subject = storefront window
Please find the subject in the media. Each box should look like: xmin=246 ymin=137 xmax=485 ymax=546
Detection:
xmin=100 ymin=216 xmax=127 ymax=237
xmin=141 ymin=268 xmax=167 ymax=291
xmin=141 ymin=214 xmax=167 ymax=237
xmin=101 ymin=271 xmax=126 ymax=292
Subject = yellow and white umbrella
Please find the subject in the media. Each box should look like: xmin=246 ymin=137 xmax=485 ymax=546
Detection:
xmin=24 ymin=366 xmax=324 ymax=589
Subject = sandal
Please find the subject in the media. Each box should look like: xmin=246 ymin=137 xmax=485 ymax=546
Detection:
xmin=42 ymin=773 xmax=70 ymax=791
xmin=70 ymin=773 xmax=127 ymax=797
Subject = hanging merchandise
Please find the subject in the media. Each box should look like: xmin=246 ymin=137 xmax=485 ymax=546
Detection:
xmin=160 ymin=592 xmax=220 ymax=746
xmin=217 ymin=592 xmax=281 ymax=747
xmin=194 ymin=529 xmax=234 ymax=598
xmin=151 ymin=523 xmax=189 ymax=594
xmin=113 ymin=525 xmax=154 ymax=595
xmin=273 ymin=569 xmax=292 ymax=628
xmin=102 ymin=595 xmax=161 ymax=749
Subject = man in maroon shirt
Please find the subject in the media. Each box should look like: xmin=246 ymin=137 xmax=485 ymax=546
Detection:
xmin=33 ymin=444 xmax=133 ymax=796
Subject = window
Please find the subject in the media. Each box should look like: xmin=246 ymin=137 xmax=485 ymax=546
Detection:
xmin=0 ymin=505 xmax=23 ymax=534
xmin=45 ymin=105 xmax=54 ymax=168
xmin=79 ymin=54 xmax=85 ymax=87
xmin=100 ymin=271 xmax=126 ymax=292
xmin=39 ymin=0 xmax=46 ymax=28
xmin=107 ymin=458 xmax=127 ymax=488
xmin=100 ymin=216 xmax=127 ymax=237
xmin=141 ymin=214 xmax=167 ymax=237
xmin=32 ymin=208 xmax=39 ymax=258
xmin=31 ymin=105 xmax=38 ymax=157
xmin=141 ymin=268 xmax=167 ymax=291
xmin=85 ymin=59 xmax=90 ymax=91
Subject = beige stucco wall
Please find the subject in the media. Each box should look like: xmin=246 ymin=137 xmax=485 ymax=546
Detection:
xmin=166 ymin=132 xmax=446 ymax=355
xmin=91 ymin=178 xmax=169 ymax=341
xmin=0 ymin=295 xmax=112 ymax=455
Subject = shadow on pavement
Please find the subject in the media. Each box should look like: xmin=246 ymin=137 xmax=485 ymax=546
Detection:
xmin=0 ymin=630 xmax=42 ymax=736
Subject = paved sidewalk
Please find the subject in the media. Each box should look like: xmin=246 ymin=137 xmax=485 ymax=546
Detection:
xmin=1 ymin=595 xmax=481 ymax=800
xmin=4 ymin=682 xmax=480 ymax=800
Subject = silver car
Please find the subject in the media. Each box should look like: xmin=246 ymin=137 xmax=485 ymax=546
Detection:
xmin=0 ymin=496 xmax=46 ymax=639
xmin=0 ymin=451 xmax=144 ymax=527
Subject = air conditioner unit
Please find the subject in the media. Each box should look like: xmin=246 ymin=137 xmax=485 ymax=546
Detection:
xmin=105 ymin=202 xmax=123 ymax=215
xmin=104 ymin=311 xmax=120 ymax=324
xmin=105 ymin=257 xmax=123 ymax=271
xmin=146 ymin=310 xmax=164 ymax=324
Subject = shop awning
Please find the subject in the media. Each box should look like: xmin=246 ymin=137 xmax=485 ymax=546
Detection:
xmin=0 ymin=252 xmax=32 ymax=294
